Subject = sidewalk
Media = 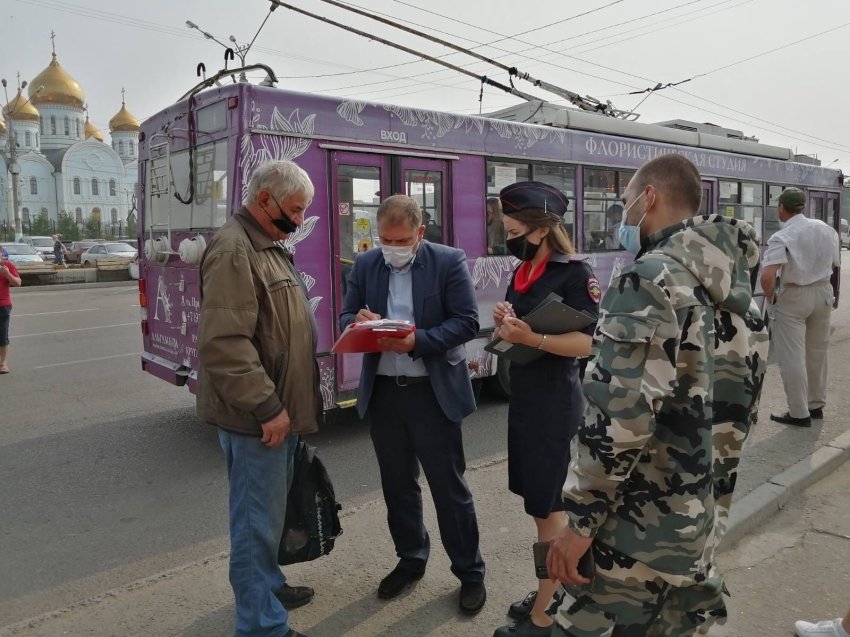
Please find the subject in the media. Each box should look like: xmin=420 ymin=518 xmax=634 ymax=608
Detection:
xmin=8 ymin=443 xmax=850 ymax=637
xmin=717 ymin=460 xmax=850 ymax=636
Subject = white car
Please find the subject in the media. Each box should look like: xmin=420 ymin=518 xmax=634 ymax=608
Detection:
xmin=81 ymin=242 xmax=138 ymax=266
xmin=21 ymin=236 xmax=56 ymax=262
xmin=1 ymin=243 xmax=44 ymax=264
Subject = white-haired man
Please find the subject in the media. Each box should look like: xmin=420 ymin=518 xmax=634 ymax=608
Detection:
xmin=197 ymin=160 xmax=320 ymax=637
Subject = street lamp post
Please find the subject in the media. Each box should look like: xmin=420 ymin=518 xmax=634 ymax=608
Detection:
xmin=2 ymin=78 xmax=43 ymax=242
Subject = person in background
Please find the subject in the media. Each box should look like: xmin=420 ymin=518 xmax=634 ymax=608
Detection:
xmin=197 ymin=160 xmax=320 ymax=637
xmin=340 ymin=194 xmax=487 ymax=616
xmin=422 ymin=209 xmax=443 ymax=243
xmin=487 ymin=197 xmax=507 ymax=255
xmin=0 ymin=248 xmax=21 ymax=374
xmin=761 ymin=187 xmax=840 ymax=427
xmin=546 ymin=155 xmax=769 ymax=636
xmin=52 ymin=235 xmax=66 ymax=267
xmin=796 ymin=608 xmax=850 ymax=637
xmin=603 ymin=204 xmax=623 ymax=250
xmin=490 ymin=182 xmax=599 ymax=637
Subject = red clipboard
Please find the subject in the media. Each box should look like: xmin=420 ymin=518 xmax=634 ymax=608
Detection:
xmin=332 ymin=320 xmax=415 ymax=354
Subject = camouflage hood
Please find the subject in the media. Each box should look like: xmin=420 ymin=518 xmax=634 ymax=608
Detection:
xmin=644 ymin=214 xmax=760 ymax=314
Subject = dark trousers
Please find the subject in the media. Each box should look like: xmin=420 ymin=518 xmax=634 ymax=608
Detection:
xmin=368 ymin=378 xmax=485 ymax=583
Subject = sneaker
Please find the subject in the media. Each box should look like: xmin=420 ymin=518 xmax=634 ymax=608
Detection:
xmin=795 ymin=618 xmax=844 ymax=637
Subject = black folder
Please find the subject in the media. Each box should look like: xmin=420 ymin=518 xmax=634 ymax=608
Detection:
xmin=485 ymin=293 xmax=597 ymax=366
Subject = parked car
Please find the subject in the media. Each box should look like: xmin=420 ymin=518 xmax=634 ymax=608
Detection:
xmin=0 ymin=243 xmax=44 ymax=264
xmin=66 ymin=240 xmax=105 ymax=264
xmin=81 ymin=242 xmax=138 ymax=266
xmin=20 ymin=236 xmax=56 ymax=262
xmin=120 ymin=239 xmax=138 ymax=250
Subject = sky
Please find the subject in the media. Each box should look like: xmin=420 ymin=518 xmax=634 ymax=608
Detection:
xmin=2 ymin=0 xmax=850 ymax=170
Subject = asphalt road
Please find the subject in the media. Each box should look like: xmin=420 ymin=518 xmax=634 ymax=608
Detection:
xmin=3 ymin=261 xmax=850 ymax=627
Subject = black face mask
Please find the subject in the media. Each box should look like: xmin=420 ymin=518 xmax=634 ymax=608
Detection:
xmin=506 ymin=232 xmax=541 ymax=262
xmin=262 ymin=193 xmax=298 ymax=234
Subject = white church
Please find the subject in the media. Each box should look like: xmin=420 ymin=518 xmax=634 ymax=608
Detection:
xmin=1 ymin=38 xmax=140 ymax=234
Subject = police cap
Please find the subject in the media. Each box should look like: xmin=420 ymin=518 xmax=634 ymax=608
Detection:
xmin=778 ymin=187 xmax=806 ymax=211
xmin=499 ymin=181 xmax=570 ymax=218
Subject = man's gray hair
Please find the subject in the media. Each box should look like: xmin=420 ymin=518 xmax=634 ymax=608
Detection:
xmin=377 ymin=194 xmax=423 ymax=229
xmin=246 ymin=160 xmax=314 ymax=205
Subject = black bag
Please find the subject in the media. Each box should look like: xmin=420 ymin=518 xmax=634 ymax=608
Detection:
xmin=278 ymin=440 xmax=343 ymax=566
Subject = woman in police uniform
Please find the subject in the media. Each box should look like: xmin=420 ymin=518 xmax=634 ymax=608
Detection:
xmin=491 ymin=181 xmax=600 ymax=637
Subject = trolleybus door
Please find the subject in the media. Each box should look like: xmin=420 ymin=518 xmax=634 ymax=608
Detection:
xmin=700 ymin=180 xmax=716 ymax=215
xmin=331 ymin=152 xmax=389 ymax=397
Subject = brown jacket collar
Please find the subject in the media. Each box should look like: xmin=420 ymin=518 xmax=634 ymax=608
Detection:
xmin=234 ymin=206 xmax=277 ymax=252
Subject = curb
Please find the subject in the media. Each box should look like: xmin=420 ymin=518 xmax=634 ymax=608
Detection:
xmin=720 ymin=429 xmax=850 ymax=551
xmin=15 ymin=281 xmax=136 ymax=294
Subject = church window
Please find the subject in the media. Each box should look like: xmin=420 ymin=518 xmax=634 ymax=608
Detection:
xmin=25 ymin=132 xmax=31 ymax=147
xmin=76 ymin=119 xmax=81 ymax=138
xmin=64 ymin=116 xmax=70 ymax=136
xmin=119 ymin=141 xmax=124 ymax=155
xmin=14 ymin=131 xmax=19 ymax=146
xmin=92 ymin=179 xmax=100 ymax=196
xmin=73 ymin=177 xmax=81 ymax=195
xmin=109 ymin=180 xmax=117 ymax=197
xmin=30 ymin=177 xmax=38 ymax=195
xmin=129 ymin=141 xmax=135 ymax=157
xmin=51 ymin=116 xmax=56 ymax=135
xmin=22 ymin=208 xmax=30 ymax=224
xmin=111 ymin=208 xmax=118 ymax=223
xmin=35 ymin=133 xmax=39 ymax=146
xmin=91 ymin=208 xmax=101 ymax=221
xmin=40 ymin=119 xmax=45 ymax=135
xmin=75 ymin=208 xmax=83 ymax=224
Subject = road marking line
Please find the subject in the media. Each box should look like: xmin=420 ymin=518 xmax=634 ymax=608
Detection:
xmin=13 ymin=323 xmax=137 ymax=338
xmin=34 ymin=352 xmax=141 ymax=369
xmin=14 ymin=308 xmax=101 ymax=317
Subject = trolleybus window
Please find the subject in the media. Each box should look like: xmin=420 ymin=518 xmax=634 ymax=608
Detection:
xmin=405 ymin=169 xmax=444 ymax=245
xmin=486 ymin=161 xmax=529 ymax=255
xmin=583 ymin=168 xmax=634 ymax=252
xmin=721 ymin=180 xmax=764 ymax=242
xmin=145 ymin=139 xmax=229 ymax=233
xmin=337 ymin=164 xmax=381 ymax=296
xmin=533 ymin=164 xmax=576 ymax=246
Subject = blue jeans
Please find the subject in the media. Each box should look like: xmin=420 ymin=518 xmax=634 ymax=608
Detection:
xmin=219 ymin=430 xmax=299 ymax=637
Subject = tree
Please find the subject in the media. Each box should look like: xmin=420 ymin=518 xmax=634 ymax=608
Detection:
xmin=31 ymin=211 xmax=51 ymax=236
xmin=127 ymin=214 xmax=138 ymax=240
xmin=57 ymin=213 xmax=77 ymax=241
xmin=84 ymin=215 xmax=102 ymax=239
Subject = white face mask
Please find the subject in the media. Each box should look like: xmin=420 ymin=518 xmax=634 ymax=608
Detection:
xmin=381 ymin=243 xmax=417 ymax=268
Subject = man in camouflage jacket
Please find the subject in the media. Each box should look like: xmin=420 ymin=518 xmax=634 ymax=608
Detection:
xmin=546 ymin=155 xmax=769 ymax=636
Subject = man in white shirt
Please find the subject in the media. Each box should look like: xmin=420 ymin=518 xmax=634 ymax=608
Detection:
xmin=761 ymin=188 xmax=840 ymax=427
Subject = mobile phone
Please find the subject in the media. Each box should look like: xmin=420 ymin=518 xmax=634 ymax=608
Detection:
xmin=533 ymin=541 xmax=594 ymax=581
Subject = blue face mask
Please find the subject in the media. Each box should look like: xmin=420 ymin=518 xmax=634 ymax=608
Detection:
xmin=617 ymin=191 xmax=647 ymax=255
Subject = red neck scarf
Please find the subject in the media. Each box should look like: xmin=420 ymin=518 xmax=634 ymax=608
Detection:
xmin=513 ymin=252 xmax=551 ymax=294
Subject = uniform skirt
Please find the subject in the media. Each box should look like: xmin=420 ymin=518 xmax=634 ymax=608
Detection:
xmin=507 ymin=355 xmax=584 ymax=519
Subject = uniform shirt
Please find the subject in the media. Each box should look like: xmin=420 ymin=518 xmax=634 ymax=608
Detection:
xmin=376 ymin=258 xmax=427 ymax=377
xmin=762 ymin=214 xmax=840 ymax=286
xmin=0 ymin=260 xmax=19 ymax=307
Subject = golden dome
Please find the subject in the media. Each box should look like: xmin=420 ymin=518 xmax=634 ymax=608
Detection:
xmin=3 ymin=89 xmax=40 ymax=123
xmin=109 ymin=102 xmax=140 ymax=133
xmin=29 ymin=53 xmax=85 ymax=109
xmin=84 ymin=116 xmax=103 ymax=142
xmin=0 ymin=119 xmax=6 ymax=136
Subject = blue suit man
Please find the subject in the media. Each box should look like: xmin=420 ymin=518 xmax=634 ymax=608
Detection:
xmin=340 ymin=195 xmax=486 ymax=615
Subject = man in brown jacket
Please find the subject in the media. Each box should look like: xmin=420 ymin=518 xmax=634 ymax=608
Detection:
xmin=197 ymin=160 xmax=321 ymax=637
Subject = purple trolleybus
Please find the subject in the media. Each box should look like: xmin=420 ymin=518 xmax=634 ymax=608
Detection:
xmin=137 ymin=76 xmax=843 ymax=411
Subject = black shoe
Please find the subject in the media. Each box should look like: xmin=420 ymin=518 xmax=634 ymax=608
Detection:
xmin=275 ymin=584 xmax=315 ymax=610
xmin=378 ymin=565 xmax=425 ymax=599
xmin=809 ymin=408 xmax=824 ymax=419
xmin=508 ymin=591 xmax=538 ymax=619
xmin=460 ymin=581 xmax=487 ymax=615
xmin=493 ymin=615 xmax=554 ymax=637
xmin=770 ymin=412 xmax=812 ymax=427
xmin=283 ymin=630 xmax=309 ymax=637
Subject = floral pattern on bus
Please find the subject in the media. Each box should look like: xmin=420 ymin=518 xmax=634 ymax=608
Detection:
xmin=319 ymin=362 xmax=335 ymax=410
xmin=297 ymin=270 xmax=323 ymax=315
xmin=336 ymin=99 xmax=486 ymax=140
xmin=489 ymin=120 xmax=568 ymax=151
xmin=467 ymin=347 xmax=491 ymax=380
xmin=471 ymin=255 xmax=518 ymax=289
xmin=240 ymin=105 xmax=316 ymax=204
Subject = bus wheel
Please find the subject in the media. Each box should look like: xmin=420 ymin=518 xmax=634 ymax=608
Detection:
xmin=485 ymin=356 xmax=510 ymax=400
xmin=471 ymin=378 xmax=483 ymax=406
